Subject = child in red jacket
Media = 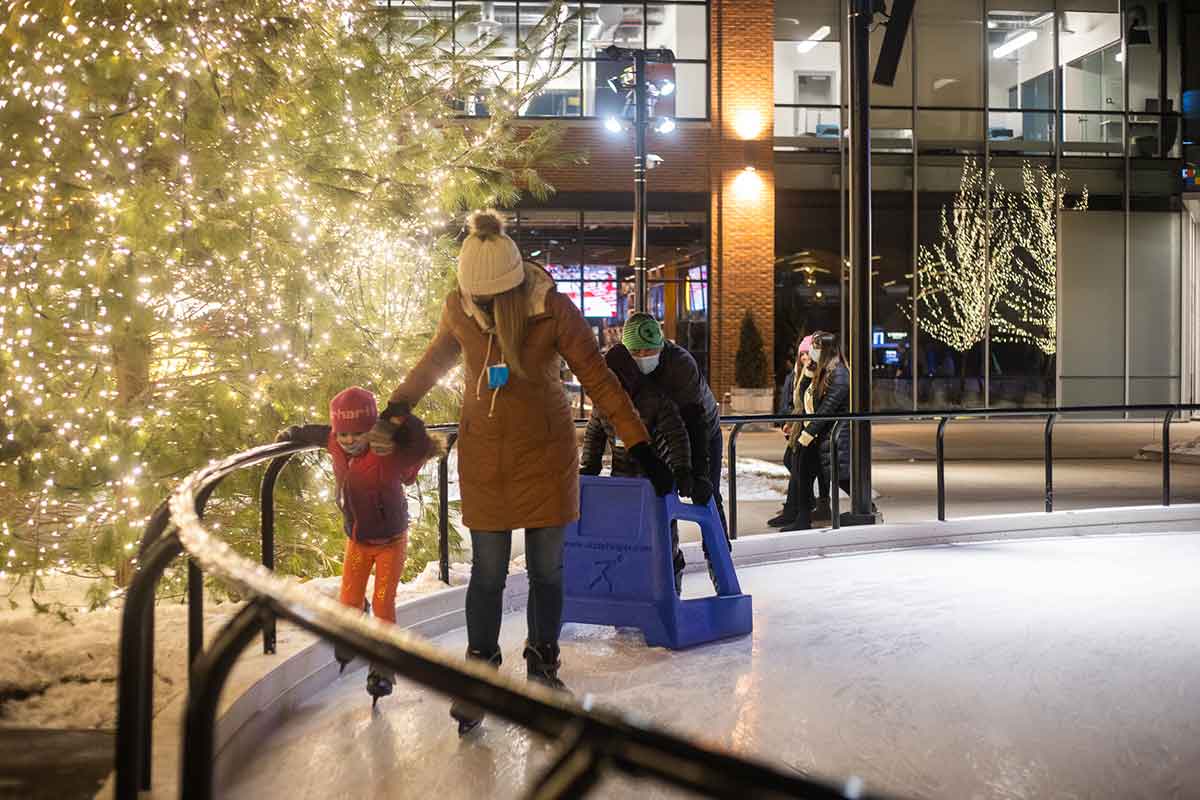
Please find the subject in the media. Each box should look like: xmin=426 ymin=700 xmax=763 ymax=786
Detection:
xmin=280 ymin=386 xmax=435 ymax=701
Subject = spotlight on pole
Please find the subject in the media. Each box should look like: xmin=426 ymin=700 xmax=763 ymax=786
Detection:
xmin=654 ymin=117 xmax=676 ymax=134
xmin=656 ymin=78 xmax=676 ymax=97
xmin=604 ymin=116 xmax=623 ymax=134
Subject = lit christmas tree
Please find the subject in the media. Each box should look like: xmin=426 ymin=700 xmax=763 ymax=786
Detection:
xmin=0 ymin=0 xmax=577 ymax=602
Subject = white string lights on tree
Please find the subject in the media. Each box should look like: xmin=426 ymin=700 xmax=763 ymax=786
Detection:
xmin=0 ymin=0 xmax=578 ymax=596
xmin=916 ymin=157 xmax=1087 ymax=360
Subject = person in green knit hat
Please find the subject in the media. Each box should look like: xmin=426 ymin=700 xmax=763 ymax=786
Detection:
xmin=615 ymin=313 xmax=729 ymax=581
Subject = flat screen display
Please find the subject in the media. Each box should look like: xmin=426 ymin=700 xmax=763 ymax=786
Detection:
xmin=583 ymin=266 xmax=617 ymax=318
xmin=687 ymin=266 xmax=707 ymax=312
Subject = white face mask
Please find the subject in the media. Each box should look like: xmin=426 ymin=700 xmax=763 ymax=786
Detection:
xmin=634 ymin=353 xmax=661 ymax=375
xmin=340 ymin=437 xmax=368 ymax=456
xmin=810 ymin=348 xmax=822 ymax=364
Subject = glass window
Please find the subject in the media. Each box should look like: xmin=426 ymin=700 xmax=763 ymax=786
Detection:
xmin=1057 ymin=157 xmax=1124 ymax=406
xmin=987 ymin=2 xmax=1055 ymax=112
xmin=582 ymin=3 xmax=645 ymax=56
xmin=1129 ymin=211 xmax=1182 ymax=405
xmin=872 ymin=159 xmax=915 ymax=411
xmin=916 ymin=157 xmax=988 ymax=409
xmin=519 ymin=2 xmax=581 ymax=59
xmin=917 ymin=110 xmax=985 ymax=154
xmin=774 ymin=0 xmax=842 ymax=109
xmin=916 ymin=0 xmax=983 ymax=108
xmin=521 ymin=60 xmax=583 ymax=116
xmin=647 ymin=3 xmax=707 ymax=60
xmin=454 ymin=1 xmax=518 ymax=56
xmin=988 ymin=157 xmax=1064 ymax=407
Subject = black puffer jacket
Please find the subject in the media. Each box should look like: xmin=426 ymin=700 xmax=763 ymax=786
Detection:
xmin=611 ymin=341 xmax=720 ymax=479
xmin=803 ymin=362 xmax=851 ymax=479
xmin=580 ymin=348 xmax=692 ymax=478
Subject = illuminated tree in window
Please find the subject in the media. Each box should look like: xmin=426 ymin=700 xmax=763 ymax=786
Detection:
xmin=991 ymin=161 xmax=1088 ymax=355
xmin=0 ymin=0 xmax=577 ymax=597
xmin=915 ymin=157 xmax=1015 ymax=356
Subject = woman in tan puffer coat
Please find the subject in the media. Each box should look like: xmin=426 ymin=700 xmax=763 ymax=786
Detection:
xmin=368 ymin=210 xmax=674 ymax=733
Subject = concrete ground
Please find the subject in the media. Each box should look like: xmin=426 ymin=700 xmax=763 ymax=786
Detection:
xmin=727 ymin=421 xmax=1200 ymax=537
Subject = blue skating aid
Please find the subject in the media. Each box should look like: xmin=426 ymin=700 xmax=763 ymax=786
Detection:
xmin=562 ymin=475 xmax=753 ymax=650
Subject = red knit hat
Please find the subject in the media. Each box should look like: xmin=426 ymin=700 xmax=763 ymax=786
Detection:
xmin=329 ymin=387 xmax=377 ymax=434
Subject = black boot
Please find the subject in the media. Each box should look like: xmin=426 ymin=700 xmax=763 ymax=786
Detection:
xmin=523 ymin=642 xmax=568 ymax=692
xmin=811 ymin=497 xmax=832 ymax=523
xmin=767 ymin=508 xmax=796 ymax=527
xmin=450 ymin=649 xmax=501 ymax=735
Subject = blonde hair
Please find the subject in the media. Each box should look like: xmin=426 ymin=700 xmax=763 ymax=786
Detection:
xmin=488 ymin=276 xmax=529 ymax=380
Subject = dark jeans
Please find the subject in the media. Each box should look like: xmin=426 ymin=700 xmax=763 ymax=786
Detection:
xmin=466 ymin=526 xmax=565 ymax=657
xmin=708 ymin=428 xmax=729 ymax=540
xmin=790 ymin=442 xmax=849 ymax=527
xmin=782 ymin=443 xmax=829 ymax=515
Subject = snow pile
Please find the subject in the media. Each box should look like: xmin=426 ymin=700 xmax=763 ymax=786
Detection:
xmin=0 ymin=601 xmax=237 ymax=730
xmin=722 ymin=458 xmax=790 ymax=502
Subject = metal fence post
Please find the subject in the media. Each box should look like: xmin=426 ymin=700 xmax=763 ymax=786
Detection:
xmin=181 ymin=602 xmax=265 ymax=800
xmin=439 ymin=433 xmax=458 ymax=585
xmin=1162 ymin=409 xmax=1175 ymax=506
xmin=258 ymin=454 xmax=291 ymax=655
xmin=188 ymin=480 xmax=223 ymax=669
xmin=829 ymin=422 xmax=842 ymax=530
xmin=727 ymin=423 xmax=743 ymax=540
xmin=936 ymin=417 xmax=950 ymax=521
xmin=115 ymin=531 xmax=184 ymax=797
xmin=1044 ymin=414 xmax=1056 ymax=513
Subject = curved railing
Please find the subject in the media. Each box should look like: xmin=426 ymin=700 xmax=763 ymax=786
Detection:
xmin=115 ymin=402 xmax=1198 ymax=799
xmin=115 ymin=438 xmax=883 ymax=800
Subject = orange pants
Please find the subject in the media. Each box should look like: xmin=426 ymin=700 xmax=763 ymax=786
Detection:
xmin=339 ymin=536 xmax=408 ymax=624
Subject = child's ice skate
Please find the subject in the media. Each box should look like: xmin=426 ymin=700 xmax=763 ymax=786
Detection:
xmin=366 ymin=669 xmax=393 ymax=709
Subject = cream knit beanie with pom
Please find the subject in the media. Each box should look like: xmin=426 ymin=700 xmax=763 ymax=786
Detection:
xmin=457 ymin=210 xmax=524 ymax=297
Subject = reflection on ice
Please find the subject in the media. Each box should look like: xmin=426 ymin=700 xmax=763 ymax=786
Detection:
xmin=224 ymin=533 xmax=1200 ymax=799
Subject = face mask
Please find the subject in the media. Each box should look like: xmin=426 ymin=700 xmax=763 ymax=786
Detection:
xmin=634 ymin=353 xmax=661 ymax=375
xmin=810 ymin=348 xmax=822 ymax=364
xmin=340 ymin=437 xmax=368 ymax=456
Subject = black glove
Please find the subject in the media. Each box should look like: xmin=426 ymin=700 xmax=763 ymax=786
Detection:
xmin=629 ymin=442 xmax=674 ymax=496
xmin=691 ymin=474 xmax=713 ymax=506
xmin=673 ymin=469 xmax=694 ymax=498
xmin=275 ymin=426 xmax=301 ymax=443
xmin=580 ymin=463 xmax=602 ymax=476
xmin=380 ymin=400 xmax=411 ymax=423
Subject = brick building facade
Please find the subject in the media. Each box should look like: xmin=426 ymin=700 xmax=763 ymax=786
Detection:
xmin=526 ymin=0 xmax=776 ymax=401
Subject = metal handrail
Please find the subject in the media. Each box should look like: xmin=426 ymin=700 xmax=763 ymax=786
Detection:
xmin=724 ymin=402 xmax=1198 ymax=537
xmin=116 ymin=439 xmax=886 ymax=800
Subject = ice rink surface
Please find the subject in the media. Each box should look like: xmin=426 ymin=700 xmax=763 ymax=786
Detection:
xmin=224 ymin=532 xmax=1200 ymax=799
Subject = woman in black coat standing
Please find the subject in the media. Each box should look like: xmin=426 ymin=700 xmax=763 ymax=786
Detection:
xmin=784 ymin=331 xmax=851 ymax=531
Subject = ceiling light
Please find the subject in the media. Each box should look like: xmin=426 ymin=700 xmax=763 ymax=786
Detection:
xmin=1030 ymin=12 xmax=1054 ymax=26
xmin=796 ymin=25 xmax=832 ymax=54
xmin=992 ymin=30 xmax=1037 ymax=59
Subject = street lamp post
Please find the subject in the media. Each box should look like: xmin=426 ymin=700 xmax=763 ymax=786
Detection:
xmin=600 ymin=45 xmax=675 ymax=313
